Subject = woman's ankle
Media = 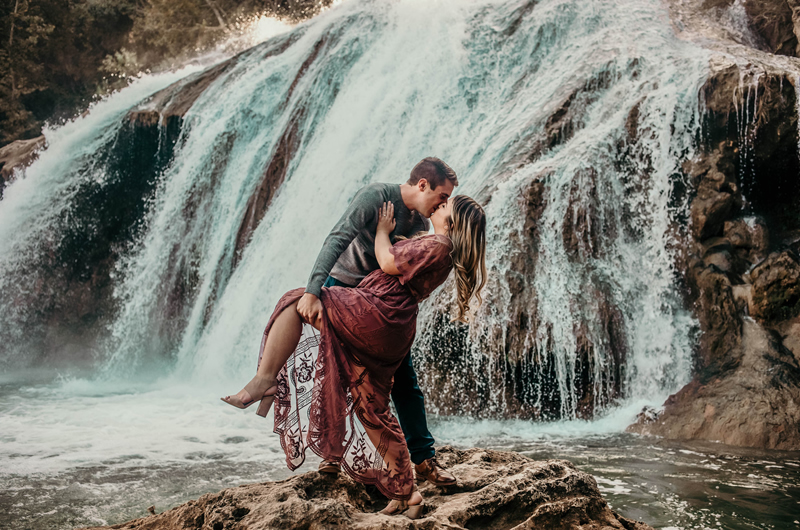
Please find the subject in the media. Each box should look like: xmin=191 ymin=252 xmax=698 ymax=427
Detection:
xmin=409 ymin=491 xmax=423 ymax=505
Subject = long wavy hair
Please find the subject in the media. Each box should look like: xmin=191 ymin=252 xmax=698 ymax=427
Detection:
xmin=447 ymin=195 xmax=487 ymax=322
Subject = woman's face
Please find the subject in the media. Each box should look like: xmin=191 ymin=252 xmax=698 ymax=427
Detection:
xmin=430 ymin=197 xmax=453 ymax=235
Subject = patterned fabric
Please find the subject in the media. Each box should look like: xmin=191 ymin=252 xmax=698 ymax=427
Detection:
xmin=261 ymin=234 xmax=453 ymax=501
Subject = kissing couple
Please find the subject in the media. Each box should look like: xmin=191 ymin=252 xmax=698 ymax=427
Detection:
xmin=222 ymin=157 xmax=486 ymax=518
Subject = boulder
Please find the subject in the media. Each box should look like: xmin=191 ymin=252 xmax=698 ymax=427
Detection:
xmin=690 ymin=174 xmax=737 ymax=241
xmin=0 ymin=135 xmax=46 ymax=186
xmin=80 ymin=446 xmax=653 ymax=530
xmin=692 ymin=266 xmax=743 ymax=378
xmin=723 ymin=217 xmax=770 ymax=274
xmin=628 ymin=319 xmax=800 ymax=450
xmin=774 ymin=315 xmax=800 ymax=363
xmin=750 ymin=251 xmax=800 ymax=322
xmin=703 ymin=248 xmax=732 ymax=272
xmin=723 ymin=217 xmax=769 ymax=254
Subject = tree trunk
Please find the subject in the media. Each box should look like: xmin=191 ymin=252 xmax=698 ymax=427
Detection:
xmin=203 ymin=0 xmax=227 ymax=29
xmin=8 ymin=0 xmax=20 ymax=96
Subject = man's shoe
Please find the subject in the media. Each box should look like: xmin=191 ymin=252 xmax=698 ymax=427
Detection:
xmin=414 ymin=457 xmax=456 ymax=486
xmin=318 ymin=460 xmax=341 ymax=475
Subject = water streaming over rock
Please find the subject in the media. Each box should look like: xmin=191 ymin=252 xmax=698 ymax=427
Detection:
xmin=6 ymin=2 xmax=800 ymax=529
xmin=0 ymin=0 xmax=709 ymax=419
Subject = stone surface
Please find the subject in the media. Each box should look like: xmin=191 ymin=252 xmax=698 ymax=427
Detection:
xmin=81 ymin=446 xmax=653 ymax=530
xmin=744 ymin=0 xmax=798 ymax=56
xmin=723 ymin=217 xmax=769 ymax=254
xmin=687 ymin=148 xmax=739 ymax=241
xmin=127 ymin=60 xmax=238 ymax=129
xmin=628 ymin=319 xmax=800 ymax=450
xmin=750 ymin=251 xmax=800 ymax=322
xmin=775 ymin=315 xmax=800 ymax=363
xmin=0 ymin=135 xmax=46 ymax=186
xmin=692 ymin=266 xmax=743 ymax=379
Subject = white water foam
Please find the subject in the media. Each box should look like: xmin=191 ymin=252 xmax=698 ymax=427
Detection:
xmin=1 ymin=0 xmax=708 ymax=498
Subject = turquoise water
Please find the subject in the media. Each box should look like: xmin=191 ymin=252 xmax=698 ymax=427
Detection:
xmin=0 ymin=1 xmax=796 ymax=529
xmin=1 ymin=382 xmax=798 ymax=530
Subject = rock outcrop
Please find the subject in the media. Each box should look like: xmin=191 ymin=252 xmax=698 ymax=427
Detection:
xmin=628 ymin=319 xmax=800 ymax=450
xmin=81 ymin=447 xmax=653 ymax=530
xmin=0 ymin=135 xmax=46 ymax=194
xmin=750 ymin=251 xmax=800 ymax=322
xmin=627 ymin=0 xmax=800 ymax=450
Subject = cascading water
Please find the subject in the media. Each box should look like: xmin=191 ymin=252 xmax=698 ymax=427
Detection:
xmin=411 ymin=0 xmax=704 ymax=419
xmin=3 ymin=1 xmax=797 ymax=529
xmin=95 ymin=0 xmax=702 ymax=411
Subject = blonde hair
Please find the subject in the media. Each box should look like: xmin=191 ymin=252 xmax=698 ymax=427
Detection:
xmin=447 ymin=195 xmax=487 ymax=322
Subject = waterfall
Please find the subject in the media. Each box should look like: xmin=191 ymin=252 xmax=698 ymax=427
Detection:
xmin=0 ymin=0 xmax=709 ymax=420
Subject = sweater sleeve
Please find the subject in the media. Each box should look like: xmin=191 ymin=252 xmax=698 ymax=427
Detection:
xmin=305 ymin=186 xmax=381 ymax=296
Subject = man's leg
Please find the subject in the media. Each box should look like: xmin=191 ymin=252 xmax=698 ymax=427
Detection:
xmin=391 ymin=352 xmax=435 ymax=463
xmin=391 ymin=352 xmax=456 ymax=485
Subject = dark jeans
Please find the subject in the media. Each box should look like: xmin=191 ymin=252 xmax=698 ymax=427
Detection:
xmin=323 ymin=275 xmax=436 ymax=464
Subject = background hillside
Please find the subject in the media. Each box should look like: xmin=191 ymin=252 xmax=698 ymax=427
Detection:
xmin=0 ymin=0 xmax=331 ymax=146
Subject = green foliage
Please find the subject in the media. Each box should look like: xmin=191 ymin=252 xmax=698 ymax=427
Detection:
xmin=0 ymin=0 xmax=330 ymax=148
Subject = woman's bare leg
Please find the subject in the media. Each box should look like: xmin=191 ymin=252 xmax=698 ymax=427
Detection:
xmin=256 ymin=300 xmax=303 ymax=379
xmin=225 ymin=301 xmax=303 ymax=406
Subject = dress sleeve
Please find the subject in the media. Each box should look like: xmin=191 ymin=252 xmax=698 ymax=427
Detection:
xmin=388 ymin=236 xmax=450 ymax=286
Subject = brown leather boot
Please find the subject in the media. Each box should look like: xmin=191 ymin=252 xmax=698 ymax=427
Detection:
xmin=318 ymin=460 xmax=341 ymax=475
xmin=414 ymin=457 xmax=456 ymax=486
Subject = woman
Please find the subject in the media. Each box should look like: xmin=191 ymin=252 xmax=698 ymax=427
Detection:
xmin=222 ymin=195 xmax=486 ymax=518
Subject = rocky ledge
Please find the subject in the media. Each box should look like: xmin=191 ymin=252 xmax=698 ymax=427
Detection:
xmin=622 ymin=0 xmax=800 ymax=452
xmin=0 ymin=135 xmax=45 ymax=190
xmin=628 ymin=318 xmax=800 ymax=450
xmin=81 ymin=446 xmax=652 ymax=530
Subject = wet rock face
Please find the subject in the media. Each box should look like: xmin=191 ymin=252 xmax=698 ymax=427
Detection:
xmin=0 ymin=119 xmax=182 ymax=368
xmin=628 ymin=1 xmax=800 ymax=450
xmin=743 ymin=0 xmax=799 ymax=56
xmin=0 ymin=136 xmax=46 ymax=196
xmin=750 ymin=251 xmax=800 ymax=322
xmin=80 ymin=446 xmax=654 ymax=530
xmin=692 ymin=266 xmax=743 ymax=379
xmin=701 ymin=66 xmax=800 ymax=241
xmin=686 ymin=147 xmax=740 ymax=241
xmin=419 ymin=169 xmax=626 ymax=421
xmin=628 ymin=320 xmax=800 ymax=450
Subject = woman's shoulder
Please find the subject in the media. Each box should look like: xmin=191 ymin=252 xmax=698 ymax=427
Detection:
xmin=417 ymin=233 xmax=452 ymax=247
xmin=414 ymin=234 xmax=453 ymax=264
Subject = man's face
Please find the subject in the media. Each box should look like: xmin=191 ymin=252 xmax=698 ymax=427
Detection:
xmin=418 ymin=178 xmax=455 ymax=217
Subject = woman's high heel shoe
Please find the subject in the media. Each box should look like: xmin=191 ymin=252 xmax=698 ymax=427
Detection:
xmin=379 ymin=489 xmax=424 ymax=519
xmin=221 ymin=375 xmax=277 ymax=417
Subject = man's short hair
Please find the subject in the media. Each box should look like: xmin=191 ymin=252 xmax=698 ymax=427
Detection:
xmin=408 ymin=157 xmax=458 ymax=190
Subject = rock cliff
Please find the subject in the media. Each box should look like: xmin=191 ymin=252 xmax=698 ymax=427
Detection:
xmin=627 ymin=0 xmax=800 ymax=450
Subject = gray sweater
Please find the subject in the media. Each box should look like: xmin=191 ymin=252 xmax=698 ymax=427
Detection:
xmin=305 ymin=183 xmax=430 ymax=296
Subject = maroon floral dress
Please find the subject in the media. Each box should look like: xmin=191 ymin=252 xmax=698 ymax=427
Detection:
xmin=257 ymin=234 xmax=453 ymax=500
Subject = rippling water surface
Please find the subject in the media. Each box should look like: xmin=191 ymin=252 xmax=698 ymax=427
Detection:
xmin=1 ymin=382 xmax=798 ymax=530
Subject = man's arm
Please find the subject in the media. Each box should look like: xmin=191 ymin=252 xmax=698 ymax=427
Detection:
xmin=298 ymin=187 xmax=381 ymax=327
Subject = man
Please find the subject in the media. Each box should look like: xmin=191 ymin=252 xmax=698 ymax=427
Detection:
xmin=297 ymin=157 xmax=458 ymax=486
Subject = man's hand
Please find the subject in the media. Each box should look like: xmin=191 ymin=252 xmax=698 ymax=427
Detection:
xmin=297 ymin=292 xmax=324 ymax=330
